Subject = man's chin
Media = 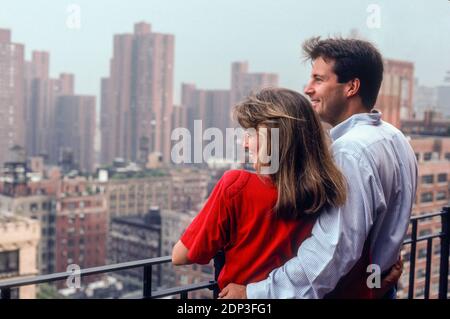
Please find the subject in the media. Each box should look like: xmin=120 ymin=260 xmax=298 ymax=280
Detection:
xmin=316 ymin=111 xmax=326 ymax=122
xmin=316 ymin=113 xmax=334 ymax=127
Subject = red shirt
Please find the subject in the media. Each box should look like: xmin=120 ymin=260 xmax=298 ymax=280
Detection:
xmin=181 ymin=169 xmax=316 ymax=289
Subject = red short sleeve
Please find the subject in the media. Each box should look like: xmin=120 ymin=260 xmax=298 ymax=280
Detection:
xmin=180 ymin=174 xmax=234 ymax=264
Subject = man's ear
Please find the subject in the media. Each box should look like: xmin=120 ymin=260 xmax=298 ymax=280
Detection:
xmin=345 ymin=78 xmax=360 ymax=98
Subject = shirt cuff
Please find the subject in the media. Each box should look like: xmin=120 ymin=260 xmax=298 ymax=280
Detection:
xmin=246 ymin=280 xmax=268 ymax=299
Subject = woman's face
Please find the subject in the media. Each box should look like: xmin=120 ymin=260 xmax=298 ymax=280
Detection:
xmin=244 ymin=129 xmax=258 ymax=167
xmin=243 ymin=127 xmax=269 ymax=169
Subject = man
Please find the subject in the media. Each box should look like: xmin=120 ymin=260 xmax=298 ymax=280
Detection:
xmin=219 ymin=37 xmax=418 ymax=299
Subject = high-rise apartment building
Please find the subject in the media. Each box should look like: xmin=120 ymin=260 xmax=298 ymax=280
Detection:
xmin=0 ymin=29 xmax=25 ymax=167
xmin=230 ymin=61 xmax=278 ymax=108
xmin=181 ymin=84 xmax=231 ymax=135
xmin=24 ymin=49 xmax=75 ymax=163
xmin=101 ymin=22 xmax=175 ymax=165
xmin=54 ymin=95 xmax=96 ymax=173
xmin=376 ymin=59 xmax=414 ymax=128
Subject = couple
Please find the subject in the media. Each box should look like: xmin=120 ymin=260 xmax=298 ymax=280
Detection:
xmin=172 ymin=37 xmax=418 ymax=299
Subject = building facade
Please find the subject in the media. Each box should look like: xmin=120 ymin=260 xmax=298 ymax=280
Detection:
xmin=0 ymin=215 xmax=40 ymax=298
xmin=101 ymin=22 xmax=175 ymax=165
xmin=54 ymin=95 xmax=96 ymax=173
xmin=376 ymin=59 xmax=414 ymax=129
xmin=109 ymin=207 xmax=214 ymax=298
xmin=55 ymin=176 xmax=108 ymax=276
xmin=0 ymin=29 xmax=25 ymax=167
xmin=24 ymin=50 xmax=75 ymax=163
xmin=181 ymin=83 xmax=231 ymax=135
xmin=398 ymin=137 xmax=450 ymax=298
xmin=230 ymin=61 xmax=278 ymax=107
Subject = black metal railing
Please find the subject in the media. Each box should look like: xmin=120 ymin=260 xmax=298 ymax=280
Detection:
xmin=402 ymin=206 xmax=449 ymax=299
xmin=0 ymin=207 xmax=448 ymax=299
xmin=0 ymin=256 xmax=220 ymax=300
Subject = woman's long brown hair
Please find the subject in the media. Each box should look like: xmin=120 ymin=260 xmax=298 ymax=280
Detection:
xmin=233 ymin=87 xmax=347 ymax=219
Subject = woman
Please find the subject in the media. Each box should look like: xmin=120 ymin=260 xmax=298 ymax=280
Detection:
xmin=171 ymin=87 xmax=347 ymax=291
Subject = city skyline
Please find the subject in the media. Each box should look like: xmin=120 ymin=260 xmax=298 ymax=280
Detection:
xmin=1 ymin=0 xmax=450 ymax=106
xmin=1 ymin=0 xmax=449 ymax=301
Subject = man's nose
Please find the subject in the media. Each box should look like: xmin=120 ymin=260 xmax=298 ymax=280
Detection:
xmin=304 ymin=83 xmax=314 ymax=96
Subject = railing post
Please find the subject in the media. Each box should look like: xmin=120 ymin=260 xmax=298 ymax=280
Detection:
xmin=438 ymin=207 xmax=449 ymax=299
xmin=1 ymin=288 xmax=11 ymax=300
xmin=213 ymin=250 xmax=225 ymax=299
xmin=143 ymin=265 xmax=152 ymax=299
xmin=424 ymin=238 xmax=433 ymax=299
xmin=408 ymin=219 xmax=418 ymax=299
xmin=180 ymin=291 xmax=188 ymax=299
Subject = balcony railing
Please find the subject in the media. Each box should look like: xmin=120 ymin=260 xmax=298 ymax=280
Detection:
xmin=0 ymin=207 xmax=449 ymax=299
xmin=402 ymin=206 xmax=449 ymax=299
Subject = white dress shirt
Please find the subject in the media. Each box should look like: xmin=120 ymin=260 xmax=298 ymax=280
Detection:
xmin=246 ymin=112 xmax=418 ymax=298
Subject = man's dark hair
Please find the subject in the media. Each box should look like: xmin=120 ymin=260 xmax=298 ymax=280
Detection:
xmin=303 ymin=37 xmax=384 ymax=109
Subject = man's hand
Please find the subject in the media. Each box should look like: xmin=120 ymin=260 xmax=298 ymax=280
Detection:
xmin=218 ymin=283 xmax=247 ymax=299
xmin=374 ymin=258 xmax=404 ymax=298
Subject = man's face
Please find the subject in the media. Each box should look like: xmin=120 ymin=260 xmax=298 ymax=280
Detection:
xmin=304 ymin=57 xmax=348 ymax=126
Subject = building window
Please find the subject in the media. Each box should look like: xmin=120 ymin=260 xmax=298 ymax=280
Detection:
xmin=437 ymin=173 xmax=447 ymax=183
xmin=0 ymin=250 xmax=19 ymax=275
xmin=417 ymin=268 xmax=426 ymax=279
xmin=418 ymin=248 xmax=427 ymax=259
xmin=201 ymin=265 xmax=213 ymax=275
xmin=423 ymin=152 xmax=432 ymax=161
xmin=420 ymin=192 xmax=433 ymax=203
xmin=416 ymin=287 xmax=425 ymax=298
xmin=421 ymin=175 xmax=434 ymax=184
xmin=419 ymin=229 xmax=432 ymax=237
xmin=436 ymin=191 xmax=447 ymax=201
xmin=434 ymin=244 xmax=441 ymax=255
xmin=445 ymin=152 xmax=450 ymax=161
xmin=403 ymin=252 xmax=411 ymax=262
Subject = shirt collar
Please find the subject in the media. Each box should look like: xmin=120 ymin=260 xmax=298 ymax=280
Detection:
xmin=330 ymin=111 xmax=382 ymax=141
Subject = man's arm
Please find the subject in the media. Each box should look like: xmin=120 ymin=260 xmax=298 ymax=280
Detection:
xmin=220 ymin=259 xmax=403 ymax=299
xmin=246 ymin=151 xmax=377 ymax=298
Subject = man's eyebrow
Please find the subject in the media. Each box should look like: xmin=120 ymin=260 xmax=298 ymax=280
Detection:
xmin=312 ymin=73 xmax=326 ymax=79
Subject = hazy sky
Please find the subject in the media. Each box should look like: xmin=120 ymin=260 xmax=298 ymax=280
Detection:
xmin=1 ymin=0 xmax=450 ymax=104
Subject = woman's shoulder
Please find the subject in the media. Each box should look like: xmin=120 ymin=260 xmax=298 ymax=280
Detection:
xmin=219 ymin=169 xmax=254 ymax=198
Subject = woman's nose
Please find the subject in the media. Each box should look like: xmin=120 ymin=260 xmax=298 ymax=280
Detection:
xmin=243 ymin=134 xmax=249 ymax=148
